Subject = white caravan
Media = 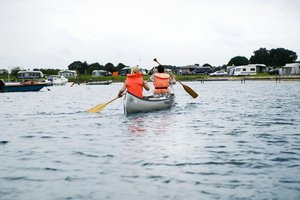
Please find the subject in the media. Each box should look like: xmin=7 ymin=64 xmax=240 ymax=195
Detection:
xmin=282 ymin=63 xmax=300 ymax=75
xmin=233 ymin=64 xmax=266 ymax=76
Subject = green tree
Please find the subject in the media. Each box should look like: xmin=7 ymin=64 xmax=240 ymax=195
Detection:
xmin=87 ymin=63 xmax=104 ymax=74
xmin=68 ymin=61 xmax=82 ymax=74
xmin=269 ymin=48 xmax=298 ymax=66
xmin=116 ymin=63 xmax=128 ymax=73
xmin=104 ymin=63 xmax=115 ymax=73
xmin=227 ymin=56 xmax=249 ymax=66
xmin=68 ymin=61 xmax=88 ymax=74
xmin=10 ymin=67 xmax=22 ymax=76
xmin=203 ymin=63 xmax=212 ymax=67
xmin=34 ymin=68 xmax=61 ymax=76
xmin=249 ymin=48 xmax=271 ymax=66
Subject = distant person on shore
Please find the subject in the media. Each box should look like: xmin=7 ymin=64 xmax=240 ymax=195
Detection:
xmin=118 ymin=66 xmax=150 ymax=98
xmin=151 ymin=65 xmax=176 ymax=95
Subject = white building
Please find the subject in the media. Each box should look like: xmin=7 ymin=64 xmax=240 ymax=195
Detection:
xmin=282 ymin=63 xmax=300 ymax=75
xmin=233 ymin=64 xmax=267 ymax=76
xmin=58 ymin=70 xmax=77 ymax=77
xmin=17 ymin=70 xmax=44 ymax=79
xmin=92 ymin=70 xmax=111 ymax=76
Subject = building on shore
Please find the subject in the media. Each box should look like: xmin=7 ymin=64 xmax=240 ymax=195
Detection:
xmin=282 ymin=63 xmax=300 ymax=75
xmin=58 ymin=70 xmax=77 ymax=77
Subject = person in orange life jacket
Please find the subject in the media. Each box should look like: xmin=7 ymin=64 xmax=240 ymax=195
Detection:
xmin=152 ymin=65 xmax=176 ymax=94
xmin=118 ymin=66 xmax=150 ymax=98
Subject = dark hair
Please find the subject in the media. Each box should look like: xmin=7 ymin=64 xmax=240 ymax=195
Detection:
xmin=157 ymin=65 xmax=165 ymax=73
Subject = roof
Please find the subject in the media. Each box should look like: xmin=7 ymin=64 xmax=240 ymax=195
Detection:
xmin=59 ymin=70 xmax=77 ymax=73
xmin=92 ymin=70 xmax=108 ymax=72
xmin=283 ymin=63 xmax=300 ymax=68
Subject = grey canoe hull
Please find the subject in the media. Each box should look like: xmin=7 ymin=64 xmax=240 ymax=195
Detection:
xmin=124 ymin=92 xmax=175 ymax=114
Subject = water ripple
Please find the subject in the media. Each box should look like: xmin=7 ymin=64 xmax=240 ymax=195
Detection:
xmin=0 ymin=140 xmax=9 ymax=145
xmin=1 ymin=81 xmax=299 ymax=200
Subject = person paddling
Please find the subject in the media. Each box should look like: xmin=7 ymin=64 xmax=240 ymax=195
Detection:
xmin=152 ymin=65 xmax=176 ymax=95
xmin=118 ymin=66 xmax=150 ymax=98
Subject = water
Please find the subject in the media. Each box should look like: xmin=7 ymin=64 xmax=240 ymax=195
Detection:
xmin=1 ymin=81 xmax=300 ymax=200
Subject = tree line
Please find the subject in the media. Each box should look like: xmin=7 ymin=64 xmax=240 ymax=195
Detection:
xmin=228 ymin=47 xmax=298 ymax=67
xmin=3 ymin=47 xmax=298 ymax=77
xmin=68 ymin=47 xmax=298 ymax=75
xmin=67 ymin=61 xmax=129 ymax=75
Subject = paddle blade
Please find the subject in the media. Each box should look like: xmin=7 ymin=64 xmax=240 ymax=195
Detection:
xmin=178 ymin=81 xmax=198 ymax=98
xmin=86 ymin=102 xmax=109 ymax=113
xmin=183 ymin=84 xmax=198 ymax=98
xmin=86 ymin=96 xmax=120 ymax=113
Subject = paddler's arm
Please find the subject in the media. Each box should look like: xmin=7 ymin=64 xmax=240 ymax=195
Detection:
xmin=118 ymin=83 xmax=126 ymax=97
xmin=143 ymin=81 xmax=150 ymax=91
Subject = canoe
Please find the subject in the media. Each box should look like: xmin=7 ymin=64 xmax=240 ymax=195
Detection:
xmin=124 ymin=91 xmax=175 ymax=114
xmin=0 ymin=80 xmax=47 ymax=92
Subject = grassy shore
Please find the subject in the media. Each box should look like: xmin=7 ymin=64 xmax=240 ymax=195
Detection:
xmin=1 ymin=73 xmax=300 ymax=83
xmin=63 ymin=73 xmax=300 ymax=83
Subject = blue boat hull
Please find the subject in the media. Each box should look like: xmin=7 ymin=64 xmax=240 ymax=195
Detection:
xmin=0 ymin=84 xmax=46 ymax=92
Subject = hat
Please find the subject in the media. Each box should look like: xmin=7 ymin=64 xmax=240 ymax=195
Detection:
xmin=131 ymin=66 xmax=140 ymax=74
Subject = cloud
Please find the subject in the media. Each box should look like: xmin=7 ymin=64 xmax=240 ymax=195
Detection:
xmin=0 ymin=0 xmax=299 ymax=69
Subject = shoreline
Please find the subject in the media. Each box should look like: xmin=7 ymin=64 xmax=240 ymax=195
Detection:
xmin=194 ymin=75 xmax=300 ymax=82
xmin=1 ymin=75 xmax=300 ymax=84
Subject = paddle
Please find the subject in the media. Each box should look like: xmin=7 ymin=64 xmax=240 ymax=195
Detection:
xmin=86 ymin=96 xmax=122 ymax=113
xmin=153 ymin=58 xmax=198 ymax=98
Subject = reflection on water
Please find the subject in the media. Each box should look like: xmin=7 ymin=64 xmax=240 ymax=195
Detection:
xmin=0 ymin=81 xmax=300 ymax=200
xmin=127 ymin=116 xmax=147 ymax=135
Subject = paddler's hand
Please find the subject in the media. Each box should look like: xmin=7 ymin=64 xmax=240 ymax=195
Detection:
xmin=118 ymin=91 xmax=123 ymax=98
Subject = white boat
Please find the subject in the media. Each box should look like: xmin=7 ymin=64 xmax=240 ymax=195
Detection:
xmin=124 ymin=92 xmax=175 ymax=114
xmin=47 ymin=75 xmax=68 ymax=86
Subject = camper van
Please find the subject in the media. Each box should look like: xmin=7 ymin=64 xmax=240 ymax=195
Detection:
xmin=233 ymin=65 xmax=256 ymax=76
xmin=192 ymin=67 xmax=212 ymax=75
xmin=282 ymin=63 xmax=300 ymax=75
xmin=120 ymin=67 xmax=147 ymax=76
xmin=58 ymin=70 xmax=77 ymax=78
xmin=92 ymin=70 xmax=111 ymax=76
xmin=17 ymin=71 xmax=44 ymax=79
xmin=233 ymin=64 xmax=267 ymax=76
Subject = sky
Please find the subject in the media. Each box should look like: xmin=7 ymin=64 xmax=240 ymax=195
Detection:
xmin=1 ymin=0 xmax=300 ymax=70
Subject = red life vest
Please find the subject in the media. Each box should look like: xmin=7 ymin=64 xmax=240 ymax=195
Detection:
xmin=125 ymin=73 xmax=144 ymax=98
xmin=153 ymin=73 xmax=170 ymax=94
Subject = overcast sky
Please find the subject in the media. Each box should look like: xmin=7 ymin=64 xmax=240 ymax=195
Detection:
xmin=1 ymin=0 xmax=300 ymax=70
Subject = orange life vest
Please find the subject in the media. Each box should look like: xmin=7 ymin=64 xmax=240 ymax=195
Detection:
xmin=125 ymin=73 xmax=144 ymax=98
xmin=153 ymin=73 xmax=170 ymax=94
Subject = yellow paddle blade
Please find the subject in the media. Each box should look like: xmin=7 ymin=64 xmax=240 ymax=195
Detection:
xmin=86 ymin=97 xmax=120 ymax=113
xmin=182 ymin=84 xmax=198 ymax=98
xmin=86 ymin=102 xmax=109 ymax=113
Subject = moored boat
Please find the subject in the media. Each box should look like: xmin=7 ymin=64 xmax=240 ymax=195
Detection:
xmin=47 ymin=75 xmax=68 ymax=86
xmin=0 ymin=79 xmax=47 ymax=92
xmin=124 ymin=91 xmax=175 ymax=114
xmin=86 ymin=80 xmax=113 ymax=85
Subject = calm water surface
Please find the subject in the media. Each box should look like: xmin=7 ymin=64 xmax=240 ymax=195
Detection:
xmin=1 ymin=81 xmax=300 ymax=200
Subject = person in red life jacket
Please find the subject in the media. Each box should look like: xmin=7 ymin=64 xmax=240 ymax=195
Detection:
xmin=118 ymin=66 xmax=150 ymax=98
xmin=152 ymin=65 xmax=176 ymax=95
